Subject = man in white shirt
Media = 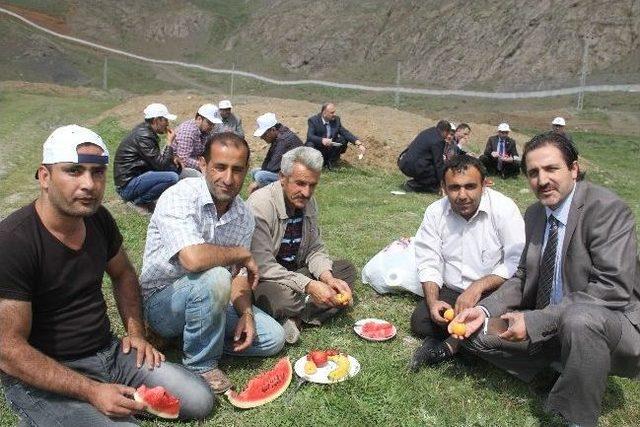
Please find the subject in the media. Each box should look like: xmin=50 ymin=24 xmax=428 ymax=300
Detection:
xmin=410 ymin=154 xmax=525 ymax=371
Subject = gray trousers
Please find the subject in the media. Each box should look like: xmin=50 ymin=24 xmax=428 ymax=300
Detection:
xmin=1 ymin=337 xmax=214 ymax=426
xmin=461 ymin=303 xmax=640 ymax=426
xmin=253 ymin=259 xmax=357 ymax=325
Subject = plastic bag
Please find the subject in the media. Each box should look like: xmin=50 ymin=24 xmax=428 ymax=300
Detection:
xmin=361 ymin=237 xmax=423 ymax=296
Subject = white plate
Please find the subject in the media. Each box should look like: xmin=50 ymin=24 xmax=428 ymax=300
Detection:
xmin=293 ymin=354 xmax=360 ymax=384
xmin=353 ymin=318 xmax=397 ymax=342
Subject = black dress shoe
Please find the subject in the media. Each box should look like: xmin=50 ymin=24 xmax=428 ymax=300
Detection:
xmin=409 ymin=337 xmax=453 ymax=372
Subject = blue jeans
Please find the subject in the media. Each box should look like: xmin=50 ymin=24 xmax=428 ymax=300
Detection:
xmin=1 ymin=338 xmax=214 ymax=426
xmin=117 ymin=171 xmax=179 ymax=205
xmin=251 ymin=169 xmax=279 ymax=187
xmin=144 ymin=267 xmax=285 ymax=374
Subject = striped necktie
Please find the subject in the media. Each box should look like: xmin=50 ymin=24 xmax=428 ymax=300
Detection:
xmin=536 ymin=215 xmax=559 ymax=308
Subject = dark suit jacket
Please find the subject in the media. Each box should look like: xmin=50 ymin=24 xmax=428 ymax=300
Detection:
xmin=397 ymin=126 xmax=445 ymax=184
xmin=480 ymin=181 xmax=640 ymax=345
xmin=483 ymin=135 xmax=519 ymax=158
xmin=306 ymin=113 xmax=358 ymax=149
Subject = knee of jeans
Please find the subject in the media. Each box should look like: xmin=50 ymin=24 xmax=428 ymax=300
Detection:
xmin=182 ymin=385 xmax=216 ymax=420
xmin=264 ymin=322 xmax=286 ymax=355
xmin=187 ymin=267 xmax=232 ymax=310
xmin=167 ymin=172 xmax=179 ymax=184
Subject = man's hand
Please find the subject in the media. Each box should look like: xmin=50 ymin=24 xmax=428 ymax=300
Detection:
xmin=448 ymin=307 xmax=486 ymax=339
xmin=232 ymin=312 xmax=256 ymax=352
xmin=173 ymin=156 xmax=184 ymax=170
xmin=491 ymin=151 xmax=499 ymax=158
xmin=499 ymin=312 xmax=528 ymax=342
xmin=428 ymin=300 xmax=452 ymax=327
xmin=356 ymin=142 xmax=366 ymax=154
xmin=87 ymin=383 xmax=144 ymax=417
xmin=321 ymin=138 xmax=333 ymax=147
xmin=306 ymin=280 xmax=338 ymax=307
xmin=324 ymin=276 xmax=352 ymax=305
xmin=501 ymin=156 xmax=514 ymax=163
xmin=454 ymin=286 xmax=482 ymax=315
xmin=166 ymin=128 xmax=176 ymax=145
xmin=121 ymin=335 xmax=165 ymax=369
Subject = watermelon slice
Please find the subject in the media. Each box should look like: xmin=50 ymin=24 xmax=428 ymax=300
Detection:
xmin=361 ymin=321 xmax=395 ymax=339
xmin=226 ymin=357 xmax=292 ymax=409
xmin=133 ymin=385 xmax=180 ymax=419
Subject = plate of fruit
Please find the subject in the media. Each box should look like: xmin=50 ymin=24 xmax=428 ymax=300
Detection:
xmin=294 ymin=349 xmax=360 ymax=384
xmin=353 ymin=318 xmax=396 ymax=341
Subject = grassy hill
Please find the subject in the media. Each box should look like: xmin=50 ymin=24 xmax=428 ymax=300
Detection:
xmin=1 ymin=84 xmax=639 ymax=426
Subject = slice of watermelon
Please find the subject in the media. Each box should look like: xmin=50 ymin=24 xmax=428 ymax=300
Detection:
xmin=361 ymin=321 xmax=395 ymax=339
xmin=226 ymin=357 xmax=292 ymax=409
xmin=133 ymin=385 xmax=180 ymax=419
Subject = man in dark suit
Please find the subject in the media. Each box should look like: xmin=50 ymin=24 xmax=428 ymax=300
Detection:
xmin=449 ymin=132 xmax=640 ymax=426
xmin=306 ymin=103 xmax=365 ymax=169
xmin=397 ymin=120 xmax=452 ymax=193
xmin=479 ymin=123 xmax=520 ymax=178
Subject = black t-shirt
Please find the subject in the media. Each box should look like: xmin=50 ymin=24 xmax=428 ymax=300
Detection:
xmin=0 ymin=203 xmax=122 ymax=360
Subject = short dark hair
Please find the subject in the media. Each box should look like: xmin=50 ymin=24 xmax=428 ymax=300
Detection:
xmin=443 ymin=154 xmax=486 ymax=183
xmin=436 ymin=120 xmax=453 ymax=133
xmin=456 ymin=123 xmax=471 ymax=132
xmin=203 ymin=132 xmax=250 ymax=165
xmin=521 ymin=131 xmax=584 ymax=180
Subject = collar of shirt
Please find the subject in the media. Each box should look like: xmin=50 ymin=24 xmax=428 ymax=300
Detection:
xmin=195 ymin=177 xmax=242 ymax=224
xmin=544 ymin=182 xmax=576 ymax=226
xmin=444 ymin=188 xmax=490 ymax=222
xmin=321 ymin=116 xmax=333 ymax=126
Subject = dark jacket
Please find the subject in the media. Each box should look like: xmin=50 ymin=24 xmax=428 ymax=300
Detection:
xmin=483 ymin=135 xmax=519 ymax=158
xmin=306 ymin=113 xmax=358 ymax=149
xmin=114 ymin=122 xmax=178 ymax=189
xmin=261 ymin=125 xmax=303 ymax=172
xmin=397 ymin=126 xmax=445 ymax=184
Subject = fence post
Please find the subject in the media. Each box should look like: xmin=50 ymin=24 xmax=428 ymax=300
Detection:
xmin=394 ymin=61 xmax=401 ymax=109
xmin=230 ymin=62 xmax=235 ymax=100
xmin=577 ymin=35 xmax=590 ymax=111
xmin=102 ymin=57 xmax=108 ymax=91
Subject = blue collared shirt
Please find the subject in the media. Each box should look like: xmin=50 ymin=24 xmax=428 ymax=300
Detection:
xmin=542 ymin=183 xmax=576 ymax=304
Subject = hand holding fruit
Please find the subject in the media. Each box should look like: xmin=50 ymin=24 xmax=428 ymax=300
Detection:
xmin=88 ymin=383 xmax=144 ymax=417
xmin=448 ymin=307 xmax=486 ymax=339
xmin=428 ymin=300 xmax=452 ymax=326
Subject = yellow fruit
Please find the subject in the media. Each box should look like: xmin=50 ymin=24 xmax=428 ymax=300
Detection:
xmin=327 ymin=354 xmax=350 ymax=382
xmin=443 ymin=309 xmax=455 ymax=322
xmin=451 ymin=322 xmax=466 ymax=336
xmin=304 ymin=360 xmax=317 ymax=375
xmin=334 ymin=293 xmax=350 ymax=305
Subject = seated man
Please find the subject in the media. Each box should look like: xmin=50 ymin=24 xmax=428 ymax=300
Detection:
xmin=217 ymin=100 xmax=244 ymax=138
xmin=551 ymin=116 xmax=573 ymax=143
xmin=398 ymin=120 xmax=452 ymax=193
xmin=0 ymin=125 xmax=213 ymax=426
xmin=306 ymin=102 xmax=366 ymax=169
xmin=248 ymin=147 xmax=356 ymax=344
xmin=249 ymin=112 xmax=303 ymax=192
xmin=445 ymin=123 xmax=471 ymax=160
xmin=479 ymin=123 xmax=520 ymax=178
xmin=450 ymin=133 xmax=640 ymax=427
xmin=172 ymin=103 xmax=222 ymax=177
xmin=114 ymin=103 xmax=183 ymax=213
xmin=140 ymin=132 xmax=285 ymax=394
xmin=410 ymin=155 xmax=525 ymax=371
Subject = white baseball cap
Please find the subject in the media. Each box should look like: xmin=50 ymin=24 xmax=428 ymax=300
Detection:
xmin=197 ymin=104 xmax=223 ymax=124
xmin=253 ymin=112 xmax=278 ymax=137
xmin=497 ymin=123 xmax=510 ymax=132
xmin=218 ymin=99 xmax=233 ymax=109
xmin=37 ymin=125 xmax=108 ymax=178
xmin=552 ymin=117 xmax=566 ymax=126
xmin=143 ymin=103 xmax=177 ymax=120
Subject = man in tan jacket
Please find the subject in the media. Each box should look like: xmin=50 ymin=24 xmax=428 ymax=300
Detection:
xmin=247 ymin=147 xmax=356 ymax=343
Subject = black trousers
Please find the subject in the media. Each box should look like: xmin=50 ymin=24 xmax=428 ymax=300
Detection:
xmin=410 ymin=286 xmax=461 ymax=339
xmin=479 ymin=154 xmax=520 ymax=178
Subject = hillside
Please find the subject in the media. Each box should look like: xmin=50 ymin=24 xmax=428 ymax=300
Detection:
xmin=1 ymin=0 xmax=639 ymax=91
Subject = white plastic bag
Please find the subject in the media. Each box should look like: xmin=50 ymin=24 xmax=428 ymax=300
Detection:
xmin=361 ymin=237 xmax=423 ymax=296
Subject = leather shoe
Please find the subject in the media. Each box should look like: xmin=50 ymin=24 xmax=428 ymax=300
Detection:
xmin=201 ymin=368 xmax=233 ymax=394
xmin=409 ymin=337 xmax=453 ymax=372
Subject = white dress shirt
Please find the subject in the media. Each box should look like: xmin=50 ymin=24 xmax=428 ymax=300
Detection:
xmin=414 ymin=187 xmax=525 ymax=292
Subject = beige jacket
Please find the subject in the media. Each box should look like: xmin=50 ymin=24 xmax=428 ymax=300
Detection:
xmin=247 ymin=182 xmax=333 ymax=293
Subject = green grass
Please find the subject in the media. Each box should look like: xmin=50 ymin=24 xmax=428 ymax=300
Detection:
xmin=1 ymin=89 xmax=640 ymax=426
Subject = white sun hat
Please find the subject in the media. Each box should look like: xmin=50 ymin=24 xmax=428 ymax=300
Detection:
xmin=143 ymin=103 xmax=177 ymax=120
xmin=218 ymin=99 xmax=233 ymax=109
xmin=197 ymin=104 xmax=223 ymax=124
xmin=552 ymin=117 xmax=566 ymax=126
xmin=253 ymin=112 xmax=278 ymax=137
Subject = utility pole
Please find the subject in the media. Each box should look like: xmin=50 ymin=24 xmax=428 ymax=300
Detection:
xmin=577 ymin=35 xmax=591 ymax=111
xmin=102 ymin=57 xmax=108 ymax=91
xmin=394 ymin=61 xmax=401 ymax=109
xmin=230 ymin=62 xmax=235 ymax=100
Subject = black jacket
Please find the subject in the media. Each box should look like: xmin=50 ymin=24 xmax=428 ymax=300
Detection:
xmin=261 ymin=125 xmax=303 ymax=172
xmin=306 ymin=113 xmax=358 ymax=149
xmin=483 ymin=135 xmax=519 ymax=158
xmin=113 ymin=122 xmax=178 ymax=189
xmin=397 ymin=126 xmax=445 ymax=184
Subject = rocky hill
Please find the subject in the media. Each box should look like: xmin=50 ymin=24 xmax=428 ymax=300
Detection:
xmin=1 ymin=0 xmax=638 ymax=90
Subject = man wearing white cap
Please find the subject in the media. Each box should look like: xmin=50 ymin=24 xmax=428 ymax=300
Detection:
xmin=172 ymin=104 xmax=223 ymax=177
xmin=480 ymin=123 xmax=520 ymax=178
xmin=217 ymin=100 xmax=244 ymax=138
xmin=248 ymin=112 xmax=303 ymax=193
xmin=0 ymin=125 xmax=214 ymax=425
xmin=114 ymin=103 xmax=183 ymax=213
xmin=551 ymin=117 xmax=573 ymax=143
